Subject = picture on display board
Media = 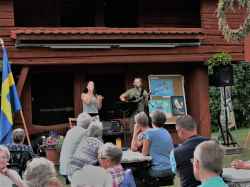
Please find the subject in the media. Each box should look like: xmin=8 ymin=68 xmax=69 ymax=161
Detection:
xmin=149 ymin=79 xmax=174 ymax=97
xmin=148 ymin=98 xmax=172 ymax=118
xmin=148 ymin=74 xmax=187 ymax=123
xmin=171 ymin=96 xmax=186 ymax=115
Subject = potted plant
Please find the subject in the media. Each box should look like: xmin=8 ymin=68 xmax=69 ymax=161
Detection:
xmin=206 ymin=52 xmax=233 ymax=86
xmin=44 ymin=131 xmax=64 ymax=165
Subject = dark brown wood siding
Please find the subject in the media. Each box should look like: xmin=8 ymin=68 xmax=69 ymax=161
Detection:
xmin=200 ymin=0 xmax=245 ymax=59
xmin=139 ymin=0 xmax=201 ymax=27
xmin=0 ymin=0 xmax=15 ymax=49
xmin=0 ymin=0 xmax=246 ymax=65
xmin=0 ymin=0 xmax=246 ymax=139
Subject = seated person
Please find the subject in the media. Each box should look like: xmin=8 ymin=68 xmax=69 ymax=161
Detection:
xmin=193 ymin=140 xmax=228 ymax=187
xmin=120 ymin=169 xmax=136 ymax=187
xmin=71 ymin=165 xmax=113 ymax=187
xmin=141 ymin=110 xmax=174 ymax=177
xmin=131 ymin=112 xmax=150 ymax=152
xmin=231 ymin=160 xmax=250 ymax=169
xmin=0 ymin=145 xmax=25 ymax=187
xmin=7 ymin=128 xmax=35 ymax=157
xmin=59 ymin=112 xmax=92 ymax=176
xmin=23 ymin=157 xmax=63 ymax=187
xmin=6 ymin=128 xmax=35 ymax=176
xmin=98 ymin=143 xmax=125 ymax=187
xmin=170 ymin=115 xmax=209 ymax=187
xmin=67 ymin=120 xmax=103 ymax=180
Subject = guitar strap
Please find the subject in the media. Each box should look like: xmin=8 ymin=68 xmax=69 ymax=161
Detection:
xmin=140 ymin=88 xmax=144 ymax=98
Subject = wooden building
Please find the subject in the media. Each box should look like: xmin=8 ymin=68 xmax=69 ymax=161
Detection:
xmin=0 ymin=0 xmax=246 ymax=142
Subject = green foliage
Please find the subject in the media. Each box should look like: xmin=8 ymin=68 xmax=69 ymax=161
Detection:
xmin=231 ymin=62 xmax=250 ymax=127
xmin=209 ymin=62 xmax=250 ymax=130
xmin=209 ymin=87 xmax=221 ymax=131
xmin=206 ymin=52 xmax=232 ymax=75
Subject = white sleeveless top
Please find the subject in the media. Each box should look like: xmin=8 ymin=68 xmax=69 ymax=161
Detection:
xmin=82 ymin=96 xmax=98 ymax=114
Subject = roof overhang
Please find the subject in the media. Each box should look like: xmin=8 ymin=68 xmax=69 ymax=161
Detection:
xmin=15 ymin=42 xmax=201 ymax=49
xmin=11 ymin=27 xmax=204 ymax=40
xmin=11 ymin=27 xmax=203 ymax=49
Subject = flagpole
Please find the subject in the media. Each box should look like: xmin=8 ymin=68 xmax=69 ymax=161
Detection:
xmin=20 ymin=110 xmax=31 ymax=146
xmin=0 ymin=38 xmax=32 ymax=146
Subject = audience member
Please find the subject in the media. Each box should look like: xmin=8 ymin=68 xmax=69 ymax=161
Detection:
xmin=141 ymin=110 xmax=174 ymax=177
xmin=0 ymin=145 xmax=25 ymax=187
xmin=23 ymin=157 xmax=62 ymax=187
xmin=131 ymin=112 xmax=150 ymax=152
xmin=193 ymin=140 xmax=228 ymax=187
xmin=170 ymin=115 xmax=209 ymax=187
xmin=7 ymin=128 xmax=35 ymax=157
xmin=71 ymin=165 xmax=113 ymax=187
xmin=67 ymin=120 xmax=103 ymax=180
xmin=98 ymin=143 xmax=124 ymax=187
xmin=231 ymin=160 xmax=250 ymax=169
xmin=59 ymin=112 xmax=92 ymax=176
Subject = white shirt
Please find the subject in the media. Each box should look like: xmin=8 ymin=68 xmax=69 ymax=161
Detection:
xmin=59 ymin=126 xmax=87 ymax=175
xmin=71 ymin=165 xmax=113 ymax=187
xmin=0 ymin=169 xmax=22 ymax=187
xmin=0 ymin=174 xmax=13 ymax=187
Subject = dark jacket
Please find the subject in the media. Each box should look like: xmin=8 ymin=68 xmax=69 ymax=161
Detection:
xmin=174 ymin=136 xmax=209 ymax=187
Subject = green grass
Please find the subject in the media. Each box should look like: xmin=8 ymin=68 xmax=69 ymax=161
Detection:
xmin=61 ymin=128 xmax=250 ymax=187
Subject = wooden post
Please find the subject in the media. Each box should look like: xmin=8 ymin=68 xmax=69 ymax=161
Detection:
xmin=74 ymin=72 xmax=84 ymax=116
xmin=17 ymin=67 xmax=29 ymax=96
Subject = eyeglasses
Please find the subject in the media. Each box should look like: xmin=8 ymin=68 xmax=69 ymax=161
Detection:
xmin=98 ymin=157 xmax=107 ymax=160
xmin=0 ymin=156 xmax=9 ymax=161
xmin=98 ymin=154 xmax=109 ymax=160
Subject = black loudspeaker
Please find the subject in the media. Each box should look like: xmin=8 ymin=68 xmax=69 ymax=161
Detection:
xmin=209 ymin=65 xmax=233 ymax=87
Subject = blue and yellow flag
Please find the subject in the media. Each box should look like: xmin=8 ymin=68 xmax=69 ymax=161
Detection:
xmin=0 ymin=47 xmax=21 ymax=144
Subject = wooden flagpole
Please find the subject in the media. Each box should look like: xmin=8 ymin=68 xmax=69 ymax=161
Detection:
xmin=20 ymin=110 xmax=31 ymax=146
xmin=0 ymin=38 xmax=32 ymax=146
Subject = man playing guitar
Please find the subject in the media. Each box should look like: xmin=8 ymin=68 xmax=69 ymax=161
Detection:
xmin=120 ymin=77 xmax=149 ymax=118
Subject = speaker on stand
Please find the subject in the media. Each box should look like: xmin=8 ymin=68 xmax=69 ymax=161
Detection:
xmin=209 ymin=65 xmax=237 ymax=146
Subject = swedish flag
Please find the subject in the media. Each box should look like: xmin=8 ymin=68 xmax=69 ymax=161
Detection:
xmin=0 ymin=47 xmax=21 ymax=144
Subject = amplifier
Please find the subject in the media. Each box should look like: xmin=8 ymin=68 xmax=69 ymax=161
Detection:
xmin=102 ymin=120 xmax=121 ymax=133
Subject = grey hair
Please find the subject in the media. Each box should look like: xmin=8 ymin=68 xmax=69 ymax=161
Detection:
xmin=13 ymin=128 xmax=25 ymax=144
xmin=87 ymin=121 xmax=103 ymax=139
xmin=176 ymin=114 xmax=197 ymax=131
xmin=135 ymin=112 xmax=149 ymax=128
xmin=0 ymin=145 xmax=10 ymax=161
xmin=194 ymin=140 xmax=224 ymax=174
xmin=76 ymin=112 xmax=92 ymax=129
xmin=150 ymin=110 xmax=166 ymax=127
xmin=23 ymin=157 xmax=57 ymax=187
xmin=98 ymin=143 xmax=122 ymax=165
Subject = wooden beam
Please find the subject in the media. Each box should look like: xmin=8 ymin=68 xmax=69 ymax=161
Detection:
xmin=20 ymin=77 xmax=32 ymax=130
xmin=17 ymin=66 xmax=29 ymax=96
xmin=74 ymin=72 xmax=84 ymax=117
xmin=186 ymin=65 xmax=211 ymax=137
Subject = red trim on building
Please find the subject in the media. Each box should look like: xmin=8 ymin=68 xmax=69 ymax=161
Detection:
xmin=11 ymin=27 xmax=203 ymax=40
